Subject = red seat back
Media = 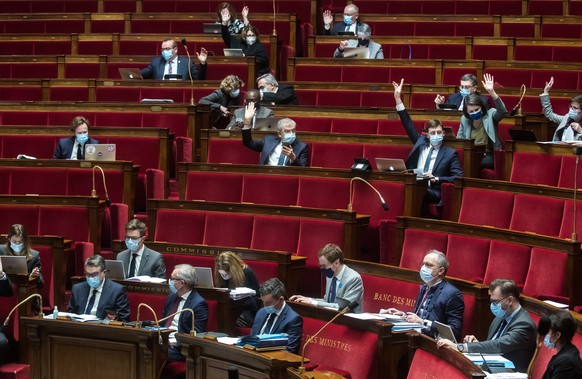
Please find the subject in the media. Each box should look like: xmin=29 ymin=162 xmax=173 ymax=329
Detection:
xmin=483 ymin=241 xmax=531 ymax=287
xmin=458 ymin=188 xmax=514 ymax=228
xmin=241 ymin=175 xmax=299 ymax=206
xmin=509 ymin=194 xmax=564 ymax=237
xmin=510 ymin=152 xmax=561 ymax=186
xmin=523 ymin=248 xmax=568 ymax=301
xmin=203 ymin=212 xmax=253 ymax=248
xmin=310 ymin=142 xmax=363 ymax=169
xmin=445 ymin=235 xmax=489 ymax=283
xmin=407 ymin=348 xmax=468 ymax=379
xmin=400 ymin=229 xmax=448 ymax=269
xmin=184 ymin=172 xmax=243 ymax=202
xmin=297 ymin=177 xmax=349 ymax=209
xmin=250 ymin=215 xmax=300 ymax=254
xmin=154 ymin=210 xmax=206 ymax=244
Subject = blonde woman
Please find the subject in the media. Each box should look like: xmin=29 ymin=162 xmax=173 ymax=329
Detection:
xmin=198 ymin=75 xmax=244 ymax=129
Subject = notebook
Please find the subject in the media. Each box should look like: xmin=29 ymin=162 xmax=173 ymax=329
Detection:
xmin=194 ymin=267 xmax=214 ymax=288
xmin=508 ymin=129 xmax=537 ymax=142
xmin=118 ymin=68 xmax=143 ymax=80
xmin=203 ymin=23 xmax=222 ymax=34
xmin=341 ymin=46 xmax=369 ymax=58
xmin=223 ymin=48 xmax=244 ymax=57
xmin=434 ymin=320 xmax=457 ymax=343
xmin=0 ymin=256 xmax=28 ymax=274
xmin=105 ymin=260 xmax=126 ymax=280
xmin=85 ymin=144 xmax=116 ymax=161
xmin=375 ymin=158 xmax=407 ymax=172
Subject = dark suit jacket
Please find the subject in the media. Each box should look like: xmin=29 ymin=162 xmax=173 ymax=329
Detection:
xmin=0 ymin=275 xmax=13 ymax=297
xmin=445 ymin=93 xmax=491 ymax=110
xmin=261 ymin=84 xmax=299 ymax=105
xmin=163 ymin=290 xmax=208 ymax=334
xmin=251 ymin=303 xmax=303 ymax=354
xmin=53 ymin=136 xmax=100 ymax=160
xmin=324 ymin=20 xmax=364 ymax=35
xmin=68 ymin=278 xmax=130 ymax=321
xmin=242 ymin=128 xmax=309 ymax=166
xmin=116 ymin=246 xmax=166 ymax=279
xmin=140 ymin=56 xmax=206 ymax=81
xmin=0 ymin=247 xmax=44 ymax=289
xmin=412 ymin=280 xmax=464 ymax=341
xmin=222 ymin=27 xmax=270 ymax=77
xmin=542 ymin=343 xmax=582 ymax=379
xmin=467 ymin=306 xmax=537 ymax=372
xmin=198 ymin=89 xmax=241 ymax=128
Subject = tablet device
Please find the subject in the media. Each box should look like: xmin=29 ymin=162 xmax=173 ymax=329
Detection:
xmin=203 ymin=23 xmax=222 ymax=34
xmin=341 ymin=46 xmax=369 ymax=58
xmin=85 ymin=144 xmax=116 ymax=161
xmin=508 ymin=129 xmax=537 ymax=142
xmin=352 ymin=157 xmax=371 ymax=171
xmin=437 ymin=103 xmax=458 ymax=110
xmin=0 ymin=256 xmax=28 ymax=274
xmin=194 ymin=267 xmax=214 ymax=288
xmin=434 ymin=320 xmax=457 ymax=343
xmin=118 ymin=68 xmax=143 ymax=80
xmin=375 ymin=157 xmax=407 ymax=172
xmin=105 ymin=260 xmax=126 ymax=279
xmin=337 ymin=31 xmax=355 ymax=36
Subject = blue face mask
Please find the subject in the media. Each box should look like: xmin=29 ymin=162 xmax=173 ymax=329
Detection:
xmin=76 ymin=133 xmax=89 ymax=144
xmin=168 ymin=279 xmax=178 ymax=294
xmin=321 ymin=267 xmax=334 ymax=278
xmin=429 ymin=134 xmax=444 ymax=147
xmin=86 ymin=276 xmax=102 ymax=289
xmin=264 ymin=305 xmax=276 ymax=314
xmin=543 ymin=333 xmax=556 ymax=349
xmin=10 ymin=242 xmax=24 ymax=254
xmin=230 ymin=89 xmax=240 ymax=97
xmin=568 ymin=108 xmax=581 ymax=122
xmin=162 ymin=50 xmax=173 ymax=61
xmin=125 ymin=238 xmax=140 ymax=252
xmin=460 ymin=88 xmax=471 ymax=98
xmin=260 ymin=87 xmax=268 ymax=93
xmin=343 ymin=15 xmax=353 ymax=25
xmin=282 ymin=132 xmax=296 ymax=144
xmin=490 ymin=302 xmax=506 ymax=318
xmin=469 ymin=109 xmax=482 ymax=120
xmin=419 ymin=265 xmax=435 ymax=283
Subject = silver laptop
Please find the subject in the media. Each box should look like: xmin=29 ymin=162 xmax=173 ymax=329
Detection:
xmin=375 ymin=158 xmax=407 ymax=172
xmin=203 ymin=23 xmax=222 ymax=34
xmin=434 ymin=320 xmax=457 ymax=343
xmin=105 ymin=260 xmax=126 ymax=280
xmin=342 ymin=46 xmax=369 ymax=58
xmin=118 ymin=68 xmax=143 ymax=80
xmin=223 ymin=48 xmax=244 ymax=57
xmin=0 ymin=256 xmax=28 ymax=274
xmin=85 ymin=144 xmax=116 ymax=161
xmin=194 ymin=267 xmax=213 ymax=288
xmin=254 ymin=117 xmax=283 ymax=131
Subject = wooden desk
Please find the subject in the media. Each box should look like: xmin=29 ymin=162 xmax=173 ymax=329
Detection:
xmin=175 ymin=334 xmax=304 ymax=379
xmin=23 ymin=317 xmax=171 ymax=379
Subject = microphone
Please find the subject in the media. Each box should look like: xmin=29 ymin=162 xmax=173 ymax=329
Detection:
xmin=135 ymin=303 xmax=162 ymax=344
xmin=181 ymin=38 xmax=195 ymax=106
xmin=158 ymin=308 xmax=197 ymax=337
xmin=572 ymin=147 xmax=581 ymax=241
xmin=298 ymin=301 xmax=358 ymax=374
xmin=91 ymin=165 xmax=110 ymax=207
xmin=3 ymin=293 xmax=44 ymax=328
xmin=348 ymin=177 xmax=389 ymax=212
xmin=510 ymin=84 xmax=527 ymax=116
xmin=478 ymin=352 xmax=491 ymax=373
xmin=271 ymin=0 xmax=277 ymax=36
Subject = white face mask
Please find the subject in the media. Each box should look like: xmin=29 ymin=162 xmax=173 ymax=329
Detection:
xmin=246 ymin=36 xmax=256 ymax=46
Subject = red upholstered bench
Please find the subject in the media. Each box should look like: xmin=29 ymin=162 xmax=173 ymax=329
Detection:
xmin=207 ymin=138 xmax=259 ymax=164
xmin=509 ymin=194 xmax=564 ymax=237
xmin=457 ymin=187 xmax=514 ymax=228
xmin=0 ymin=363 xmax=30 ymax=379
xmin=185 ymin=172 xmax=243 ymax=202
xmin=399 ymin=228 xmax=448 ymax=269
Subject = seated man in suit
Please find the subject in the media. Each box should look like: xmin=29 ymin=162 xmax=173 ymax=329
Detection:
xmin=393 ymin=78 xmax=463 ymax=213
xmin=227 ymin=89 xmax=274 ymax=130
xmin=290 ymin=243 xmax=364 ymax=313
xmin=116 ymin=218 xmax=166 ymax=279
xmin=68 ymin=254 xmax=130 ymax=321
xmin=242 ymin=102 xmax=309 ymax=166
xmin=164 ymin=264 xmax=208 ymax=362
xmin=437 ymin=279 xmax=537 ymax=373
xmin=381 ymin=250 xmax=464 ymax=341
xmin=53 ymin=116 xmax=99 ymax=160
xmin=140 ymin=38 xmax=208 ymax=81
xmin=334 ymin=23 xmax=384 ymax=59
xmin=251 ymin=278 xmax=303 ymax=354
xmin=322 ymin=4 xmax=362 ymax=35
xmin=434 ymin=73 xmax=491 ymax=111
xmin=0 ymin=259 xmax=13 ymax=361
xmin=257 ymin=73 xmax=299 ymax=105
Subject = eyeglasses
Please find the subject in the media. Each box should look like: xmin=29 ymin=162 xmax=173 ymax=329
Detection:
xmin=170 ymin=277 xmax=183 ymax=281
xmin=490 ymin=296 xmax=508 ymax=306
xmin=344 ymin=13 xmax=357 ymax=16
xmin=161 ymin=47 xmax=176 ymax=52
xmin=125 ymin=235 xmax=142 ymax=241
xmin=246 ymin=34 xmax=256 ymax=37
xmin=85 ymin=271 xmax=102 ymax=278
xmin=428 ymin=130 xmax=443 ymax=136
xmin=460 ymin=85 xmax=475 ymax=90
xmin=570 ymin=106 xmax=581 ymax=112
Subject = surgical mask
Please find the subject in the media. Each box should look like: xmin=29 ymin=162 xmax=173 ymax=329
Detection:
xmin=321 ymin=267 xmax=334 ymax=278
xmin=490 ymin=302 xmax=506 ymax=318
xmin=230 ymin=89 xmax=240 ymax=97
xmin=220 ymin=271 xmax=231 ymax=281
xmin=76 ymin=133 xmax=89 ymax=144
xmin=419 ymin=265 xmax=435 ymax=283
xmin=469 ymin=109 xmax=482 ymax=120
xmin=246 ymin=36 xmax=256 ymax=46
xmin=125 ymin=238 xmax=139 ymax=252
xmin=260 ymin=87 xmax=268 ymax=93
xmin=568 ymin=108 xmax=581 ymax=122
xmin=429 ymin=134 xmax=443 ymax=147
xmin=162 ymin=50 xmax=173 ymax=61
xmin=264 ymin=305 xmax=276 ymax=314
xmin=168 ymin=279 xmax=178 ymax=294
xmin=460 ymin=88 xmax=471 ymax=98
xmin=282 ymin=132 xmax=296 ymax=144
xmin=358 ymin=38 xmax=370 ymax=47
xmin=343 ymin=15 xmax=353 ymax=25
xmin=543 ymin=333 xmax=556 ymax=349
xmin=10 ymin=242 xmax=24 ymax=254
xmin=86 ymin=276 xmax=102 ymax=289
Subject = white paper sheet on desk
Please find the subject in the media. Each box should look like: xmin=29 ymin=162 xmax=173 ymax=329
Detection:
xmin=485 ymin=373 xmax=527 ymax=378
xmin=217 ymin=337 xmax=241 ymax=345
xmin=69 ymin=314 xmax=101 ymax=322
xmin=391 ymin=322 xmax=423 ymax=331
xmin=345 ymin=313 xmax=386 ymax=320
xmin=230 ymin=287 xmax=256 ymax=300
xmin=126 ymin=275 xmax=166 ymax=283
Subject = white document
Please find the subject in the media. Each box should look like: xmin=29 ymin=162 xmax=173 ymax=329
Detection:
xmin=126 ymin=275 xmax=166 ymax=283
xmin=230 ymin=287 xmax=256 ymax=300
xmin=345 ymin=313 xmax=386 ymax=320
xmin=217 ymin=337 xmax=241 ymax=345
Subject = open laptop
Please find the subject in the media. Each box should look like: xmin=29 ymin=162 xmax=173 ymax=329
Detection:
xmin=508 ymin=128 xmax=537 ymax=142
xmin=105 ymin=260 xmax=126 ymax=280
xmin=437 ymin=103 xmax=458 ymax=110
xmin=434 ymin=320 xmax=457 ymax=343
xmin=341 ymin=46 xmax=369 ymax=58
xmin=254 ymin=117 xmax=283 ymax=131
xmin=118 ymin=68 xmax=143 ymax=80
xmin=443 ymin=126 xmax=456 ymax=138
xmin=223 ymin=48 xmax=244 ymax=57
xmin=85 ymin=144 xmax=116 ymax=161
xmin=203 ymin=23 xmax=222 ymax=34
xmin=194 ymin=267 xmax=213 ymax=288
xmin=0 ymin=256 xmax=28 ymax=274
xmin=375 ymin=157 xmax=408 ymax=172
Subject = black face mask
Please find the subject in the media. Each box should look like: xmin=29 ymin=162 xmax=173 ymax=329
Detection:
xmin=358 ymin=38 xmax=370 ymax=47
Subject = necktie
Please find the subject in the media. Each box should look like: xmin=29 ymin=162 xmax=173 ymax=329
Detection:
xmin=128 ymin=253 xmax=137 ymax=278
xmin=77 ymin=143 xmax=83 ymax=160
xmin=327 ymin=276 xmax=337 ymax=303
xmin=493 ymin=319 xmax=508 ymax=339
xmin=84 ymin=289 xmax=98 ymax=315
xmin=423 ymin=147 xmax=434 ymax=173
xmin=168 ymin=61 xmax=173 ymax=75
xmin=165 ymin=296 xmax=181 ymax=328
xmin=277 ymin=149 xmax=286 ymax=166
xmin=263 ymin=313 xmax=275 ymax=334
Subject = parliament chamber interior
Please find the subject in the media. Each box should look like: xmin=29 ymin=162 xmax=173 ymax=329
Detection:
xmin=0 ymin=0 xmax=582 ymax=378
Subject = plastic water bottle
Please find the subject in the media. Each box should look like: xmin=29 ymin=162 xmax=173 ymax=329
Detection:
xmin=52 ymin=306 xmax=58 ymax=320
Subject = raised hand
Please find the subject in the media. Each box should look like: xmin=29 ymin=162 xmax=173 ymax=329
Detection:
xmin=196 ymin=47 xmax=208 ymax=64
xmin=434 ymin=94 xmax=445 ymax=105
xmin=339 ymin=40 xmax=349 ymax=50
xmin=241 ymin=6 xmax=249 ymax=19
xmin=482 ymin=73 xmax=495 ymax=93
xmin=544 ymin=76 xmax=554 ymax=94
xmin=323 ymin=10 xmax=333 ymax=26
xmin=244 ymin=101 xmax=256 ymax=123
xmin=392 ymin=78 xmax=404 ymax=101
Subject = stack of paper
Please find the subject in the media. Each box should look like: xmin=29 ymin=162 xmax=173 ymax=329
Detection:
xmin=391 ymin=321 xmax=423 ymax=331
xmin=229 ymin=287 xmax=256 ymax=300
xmin=126 ymin=276 xmax=166 ymax=283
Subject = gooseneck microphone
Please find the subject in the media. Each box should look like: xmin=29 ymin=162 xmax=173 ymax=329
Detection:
xmin=158 ymin=307 xmax=196 ymax=337
xmin=135 ymin=303 xmax=162 ymax=344
xmin=510 ymin=84 xmax=527 ymax=116
xmin=3 ymin=293 xmax=44 ymax=328
xmin=91 ymin=165 xmax=110 ymax=206
xmin=181 ymin=38 xmax=195 ymax=105
xmin=348 ymin=177 xmax=389 ymax=212
xmin=298 ymin=301 xmax=358 ymax=374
